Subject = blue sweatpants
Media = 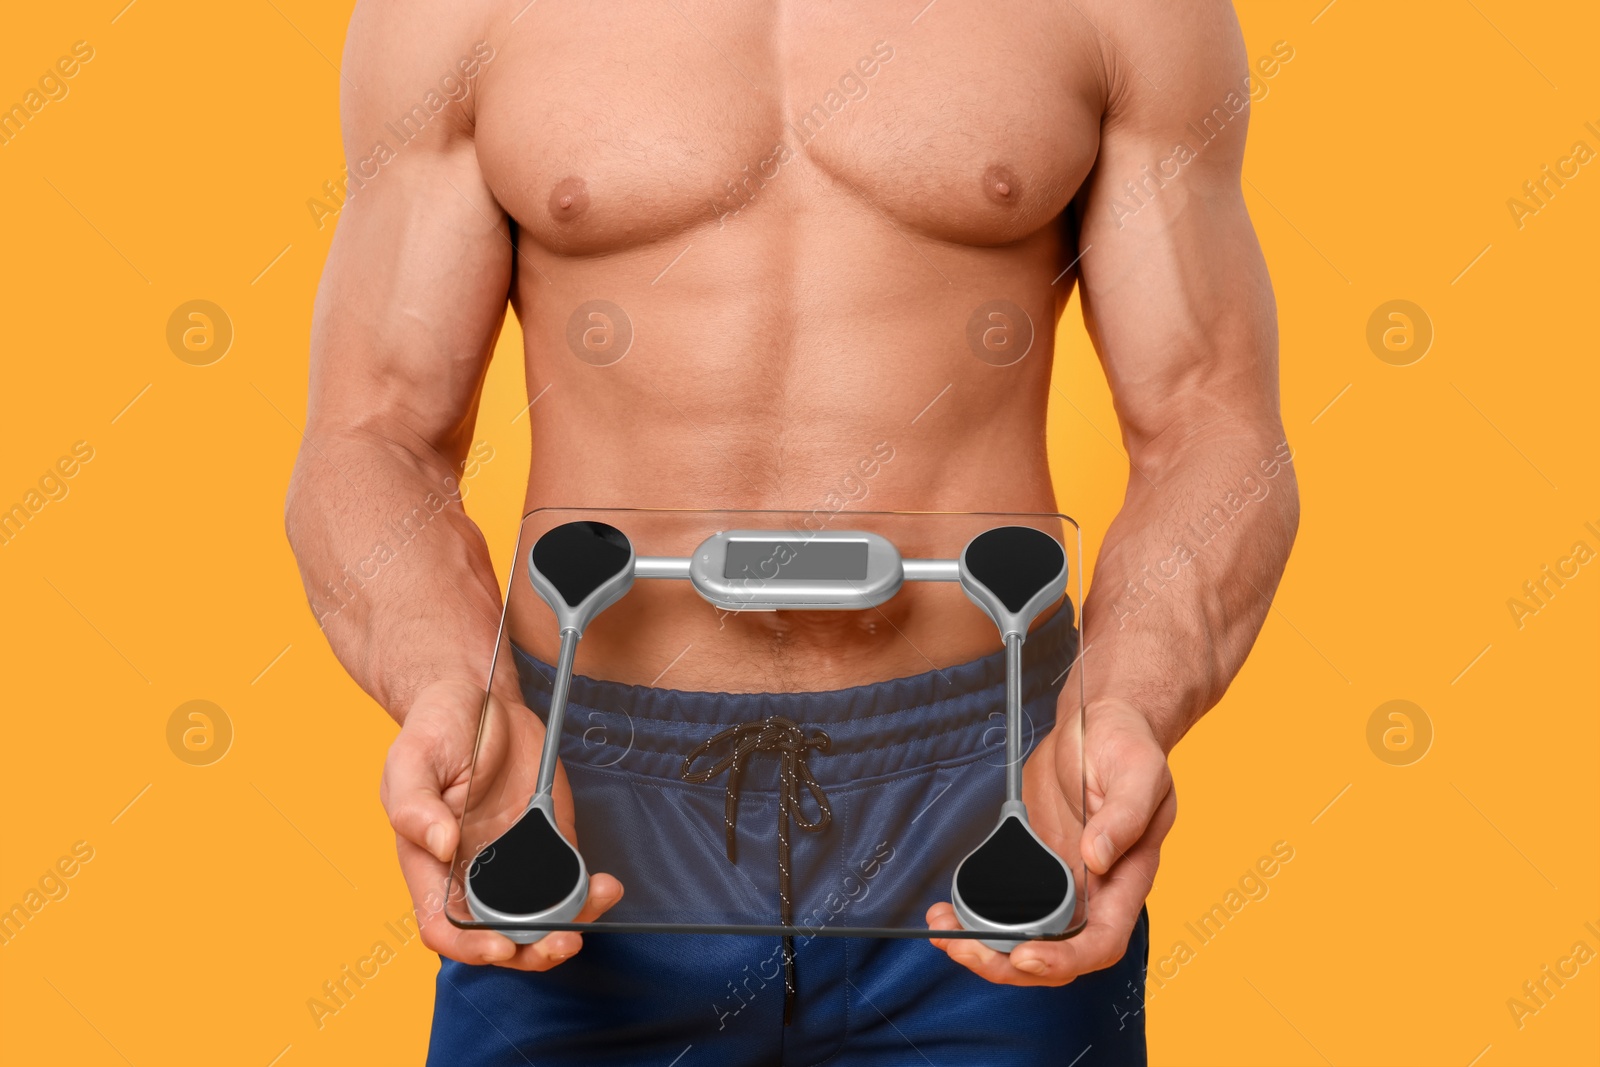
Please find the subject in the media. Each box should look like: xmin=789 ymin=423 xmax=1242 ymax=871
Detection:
xmin=429 ymin=606 xmax=1148 ymax=1065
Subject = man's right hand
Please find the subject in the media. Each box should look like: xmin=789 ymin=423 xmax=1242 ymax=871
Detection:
xmin=379 ymin=679 xmax=625 ymax=970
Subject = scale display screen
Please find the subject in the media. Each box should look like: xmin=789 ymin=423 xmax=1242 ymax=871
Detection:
xmin=722 ymin=539 xmax=869 ymax=582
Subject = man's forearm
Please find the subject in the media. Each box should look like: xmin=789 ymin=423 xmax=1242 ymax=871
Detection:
xmin=285 ymin=428 xmax=511 ymax=722
xmin=1079 ymin=424 xmax=1299 ymax=751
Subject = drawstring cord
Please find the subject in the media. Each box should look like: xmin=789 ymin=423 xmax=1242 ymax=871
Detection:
xmin=680 ymin=716 xmax=832 ymax=1024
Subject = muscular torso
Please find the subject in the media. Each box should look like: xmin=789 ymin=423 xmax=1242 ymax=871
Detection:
xmin=472 ymin=3 xmax=1109 ymax=689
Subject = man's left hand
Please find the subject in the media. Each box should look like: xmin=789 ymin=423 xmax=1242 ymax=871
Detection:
xmin=927 ymin=697 xmax=1176 ymax=986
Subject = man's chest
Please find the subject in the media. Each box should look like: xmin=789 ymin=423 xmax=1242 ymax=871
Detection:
xmin=475 ymin=1 xmax=1107 ymax=257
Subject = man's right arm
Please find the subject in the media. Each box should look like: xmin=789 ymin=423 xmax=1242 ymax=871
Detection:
xmin=285 ymin=6 xmax=625 ymax=969
xmin=285 ymin=3 xmax=511 ymax=722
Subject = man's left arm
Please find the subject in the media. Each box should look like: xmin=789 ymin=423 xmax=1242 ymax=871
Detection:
xmin=930 ymin=0 xmax=1299 ymax=983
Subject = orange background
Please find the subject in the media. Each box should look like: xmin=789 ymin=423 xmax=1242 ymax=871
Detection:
xmin=1 ymin=1 xmax=1595 ymax=1064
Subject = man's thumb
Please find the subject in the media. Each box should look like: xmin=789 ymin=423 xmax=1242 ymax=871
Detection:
xmin=1081 ymin=753 xmax=1169 ymax=875
xmin=384 ymin=739 xmax=458 ymax=863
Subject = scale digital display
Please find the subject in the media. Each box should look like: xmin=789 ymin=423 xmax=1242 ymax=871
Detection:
xmin=723 ymin=539 xmax=869 ymax=582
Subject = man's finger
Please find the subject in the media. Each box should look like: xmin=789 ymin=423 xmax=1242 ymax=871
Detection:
xmin=420 ymin=919 xmax=523 ymax=966
xmin=398 ymin=835 xmax=523 ymax=965
xmin=396 ymin=836 xmax=600 ymax=972
xmin=1081 ymin=737 xmax=1171 ymax=875
xmin=1010 ymin=787 xmax=1173 ymax=981
xmin=1005 ymin=916 xmax=1129 ymax=984
xmin=493 ymin=873 xmax=626 ymax=972
xmin=928 ymin=908 xmax=1075 ymax=991
xmin=574 ymin=873 xmax=624 ymax=922
xmin=1008 ymin=847 xmax=1154 ymax=979
xmin=927 ymin=868 xmax=1140 ymax=986
xmin=926 ymin=903 xmax=1031 ymax=984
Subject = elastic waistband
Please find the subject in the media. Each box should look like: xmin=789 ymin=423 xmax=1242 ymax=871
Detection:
xmin=512 ymin=603 xmax=1078 ymax=786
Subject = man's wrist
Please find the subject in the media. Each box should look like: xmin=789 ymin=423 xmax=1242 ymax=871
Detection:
xmin=388 ymin=673 xmax=494 ymax=726
xmin=1082 ymin=695 xmax=1184 ymax=754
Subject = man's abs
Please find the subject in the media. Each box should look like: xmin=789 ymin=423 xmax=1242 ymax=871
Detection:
xmin=473 ymin=2 xmax=1107 ymax=689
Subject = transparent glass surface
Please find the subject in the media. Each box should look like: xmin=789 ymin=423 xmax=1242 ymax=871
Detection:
xmin=445 ymin=508 xmax=1087 ymax=942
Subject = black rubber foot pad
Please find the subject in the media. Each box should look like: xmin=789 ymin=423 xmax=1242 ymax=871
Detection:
xmin=963 ymin=527 xmax=1065 ymax=612
xmin=955 ymin=815 xmax=1071 ymax=925
xmin=469 ymin=807 xmax=582 ymax=916
xmin=532 ymin=521 xmax=632 ymax=608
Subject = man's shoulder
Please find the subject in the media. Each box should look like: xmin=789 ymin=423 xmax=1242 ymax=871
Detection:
xmin=341 ymin=0 xmax=510 ymax=142
xmin=1066 ymin=0 xmax=1248 ymax=126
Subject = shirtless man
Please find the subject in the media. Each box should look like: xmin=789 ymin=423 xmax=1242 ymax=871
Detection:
xmin=286 ymin=0 xmax=1297 ymax=1062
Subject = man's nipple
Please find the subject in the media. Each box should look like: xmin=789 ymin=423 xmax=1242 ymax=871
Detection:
xmin=983 ymin=164 xmax=1020 ymax=206
xmin=548 ymin=176 xmax=591 ymax=222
